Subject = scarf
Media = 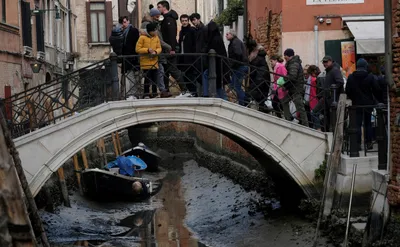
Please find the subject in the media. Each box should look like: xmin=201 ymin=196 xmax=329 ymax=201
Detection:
xmin=123 ymin=24 xmax=132 ymax=45
xmin=304 ymin=76 xmax=311 ymax=103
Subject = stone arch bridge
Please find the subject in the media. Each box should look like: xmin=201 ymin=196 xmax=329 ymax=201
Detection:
xmin=13 ymin=98 xmax=332 ymax=198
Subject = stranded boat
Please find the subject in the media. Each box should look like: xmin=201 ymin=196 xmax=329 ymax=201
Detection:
xmin=81 ymin=168 xmax=162 ymax=201
xmin=122 ymin=143 xmax=161 ymax=172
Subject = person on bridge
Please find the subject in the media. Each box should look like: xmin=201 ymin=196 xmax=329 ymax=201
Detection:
xmin=157 ymin=1 xmax=185 ymax=94
xmin=345 ymin=58 xmax=383 ymax=150
xmin=226 ymin=29 xmax=248 ymax=106
xmin=270 ymin=55 xmax=287 ymax=118
xmin=118 ymin=16 xmax=140 ymax=99
xmin=140 ymin=5 xmax=172 ymax=98
xmin=281 ymin=48 xmax=309 ymax=126
xmin=136 ymin=23 xmax=162 ymax=98
xmin=178 ymin=14 xmax=198 ymax=96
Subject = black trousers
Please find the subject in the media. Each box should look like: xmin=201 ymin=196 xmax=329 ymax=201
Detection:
xmin=143 ymin=69 xmax=158 ymax=98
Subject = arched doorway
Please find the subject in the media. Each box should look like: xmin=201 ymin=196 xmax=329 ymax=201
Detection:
xmin=45 ymin=72 xmax=52 ymax=84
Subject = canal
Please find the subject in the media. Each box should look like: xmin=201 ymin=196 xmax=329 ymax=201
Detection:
xmin=40 ymin=154 xmax=332 ymax=247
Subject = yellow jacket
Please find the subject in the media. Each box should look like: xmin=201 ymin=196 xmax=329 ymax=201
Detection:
xmin=135 ymin=33 xmax=162 ymax=70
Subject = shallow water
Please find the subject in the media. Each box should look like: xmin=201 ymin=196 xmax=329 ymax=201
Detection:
xmin=41 ymin=159 xmax=331 ymax=247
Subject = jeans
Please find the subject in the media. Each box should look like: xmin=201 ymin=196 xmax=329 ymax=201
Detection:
xmin=230 ymin=66 xmax=248 ymax=106
xmin=143 ymin=69 xmax=158 ymax=98
xmin=357 ymin=108 xmax=373 ymax=147
xmin=281 ymin=83 xmax=309 ymax=127
xmin=202 ymin=69 xmax=227 ymax=100
xmin=311 ymin=110 xmax=321 ymax=130
xmin=157 ymin=63 xmax=167 ymax=92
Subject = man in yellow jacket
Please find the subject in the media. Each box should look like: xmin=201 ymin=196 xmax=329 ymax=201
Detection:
xmin=136 ymin=23 xmax=162 ymax=98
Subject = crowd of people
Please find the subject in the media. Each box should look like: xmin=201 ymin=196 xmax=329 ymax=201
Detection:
xmin=109 ymin=1 xmax=387 ymax=149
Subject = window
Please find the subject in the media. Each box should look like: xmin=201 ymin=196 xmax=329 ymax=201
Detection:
xmin=86 ymin=1 xmax=112 ymax=43
xmin=21 ymin=1 xmax=32 ymax=47
xmin=1 ymin=0 xmax=5 ymax=23
xmin=36 ymin=13 xmax=45 ymax=51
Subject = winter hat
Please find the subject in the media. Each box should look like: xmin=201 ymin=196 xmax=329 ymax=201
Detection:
xmin=146 ymin=22 xmax=158 ymax=33
xmin=356 ymin=58 xmax=368 ymax=70
xmin=149 ymin=8 xmax=161 ymax=17
xmin=284 ymin=48 xmax=295 ymax=57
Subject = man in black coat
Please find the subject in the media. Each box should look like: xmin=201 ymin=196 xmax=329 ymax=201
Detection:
xmin=312 ymin=55 xmax=344 ymax=131
xmin=119 ymin=16 xmax=140 ymax=98
xmin=157 ymin=1 xmax=185 ymax=93
xmin=178 ymin=14 xmax=197 ymax=95
xmin=346 ymin=58 xmax=383 ymax=149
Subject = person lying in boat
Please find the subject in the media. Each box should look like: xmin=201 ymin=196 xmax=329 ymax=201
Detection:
xmin=132 ymin=181 xmax=151 ymax=200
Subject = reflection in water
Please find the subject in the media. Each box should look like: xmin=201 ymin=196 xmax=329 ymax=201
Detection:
xmin=70 ymin=172 xmax=205 ymax=247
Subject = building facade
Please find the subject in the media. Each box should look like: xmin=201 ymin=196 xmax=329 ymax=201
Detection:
xmin=247 ymin=0 xmax=384 ymax=70
xmin=0 ymin=0 xmax=78 ymax=98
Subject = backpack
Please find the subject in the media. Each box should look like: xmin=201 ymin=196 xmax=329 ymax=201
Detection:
xmin=109 ymin=25 xmax=124 ymax=55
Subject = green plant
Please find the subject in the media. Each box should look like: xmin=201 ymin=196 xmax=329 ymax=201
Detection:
xmin=214 ymin=0 xmax=244 ymax=26
xmin=314 ymin=159 xmax=327 ymax=182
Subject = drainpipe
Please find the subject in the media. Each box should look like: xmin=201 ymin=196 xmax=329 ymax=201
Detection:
xmin=314 ymin=20 xmax=319 ymax=65
xmin=384 ymin=0 xmax=393 ymax=174
xmin=243 ymin=0 xmax=248 ymax=37
xmin=67 ymin=0 xmax=73 ymax=56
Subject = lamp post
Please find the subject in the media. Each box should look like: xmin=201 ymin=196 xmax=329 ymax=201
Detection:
xmin=31 ymin=5 xmax=62 ymax=22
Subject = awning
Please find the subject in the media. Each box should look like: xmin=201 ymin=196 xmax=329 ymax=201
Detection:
xmin=342 ymin=16 xmax=384 ymax=54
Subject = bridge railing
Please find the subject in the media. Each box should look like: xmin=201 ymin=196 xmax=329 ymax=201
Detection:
xmin=3 ymin=51 xmax=338 ymax=139
xmin=341 ymin=102 xmax=388 ymax=169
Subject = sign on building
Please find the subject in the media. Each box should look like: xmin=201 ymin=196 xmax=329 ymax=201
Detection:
xmin=307 ymin=0 xmax=364 ymax=5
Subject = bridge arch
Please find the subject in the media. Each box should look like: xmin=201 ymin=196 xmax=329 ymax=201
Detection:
xmin=14 ymin=99 xmax=331 ymax=198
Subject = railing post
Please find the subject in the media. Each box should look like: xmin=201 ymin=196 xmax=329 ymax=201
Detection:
xmin=330 ymin=84 xmax=338 ymax=132
xmin=376 ymin=104 xmax=387 ymax=170
xmin=110 ymin=52 xmax=119 ymax=101
xmin=208 ymin=49 xmax=217 ymax=97
xmin=348 ymin=106 xmax=359 ymax=157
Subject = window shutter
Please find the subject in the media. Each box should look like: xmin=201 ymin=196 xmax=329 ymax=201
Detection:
xmin=105 ymin=1 xmax=112 ymax=37
xmin=36 ymin=13 xmax=45 ymax=52
xmin=21 ymin=1 xmax=32 ymax=47
xmin=86 ymin=1 xmax=91 ymax=43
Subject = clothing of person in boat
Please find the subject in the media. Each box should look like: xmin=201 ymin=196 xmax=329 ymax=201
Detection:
xmin=132 ymin=181 xmax=150 ymax=200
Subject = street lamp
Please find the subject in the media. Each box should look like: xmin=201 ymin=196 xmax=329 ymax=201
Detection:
xmin=31 ymin=6 xmax=61 ymax=22
xmin=30 ymin=62 xmax=43 ymax=73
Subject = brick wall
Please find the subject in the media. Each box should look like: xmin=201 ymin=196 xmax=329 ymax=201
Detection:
xmin=388 ymin=1 xmax=400 ymax=206
xmin=251 ymin=11 xmax=282 ymax=57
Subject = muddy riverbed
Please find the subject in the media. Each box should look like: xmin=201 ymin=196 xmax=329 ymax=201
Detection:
xmin=41 ymin=155 xmax=332 ymax=247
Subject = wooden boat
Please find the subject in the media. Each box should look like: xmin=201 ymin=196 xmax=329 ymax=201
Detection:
xmin=81 ymin=168 xmax=162 ymax=201
xmin=122 ymin=143 xmax=161 ymax=172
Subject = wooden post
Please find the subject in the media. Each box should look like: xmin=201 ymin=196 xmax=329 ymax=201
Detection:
xmin=72 ymin=155 xmax=83 ymax=195
xmin=97 ymin=138 xmax=108 ymax=167
xmin=0 ymin=111 xmax=50 ymax=247
xmin=111 ymin=132 xmax=120 ymax=157
xmin=57 ymin=168 xmax=71 ymax=207
xmin=80 ymin=149 xmax=89 ymax=169
xmin=115 ymin=131 xmax=123 ymax=155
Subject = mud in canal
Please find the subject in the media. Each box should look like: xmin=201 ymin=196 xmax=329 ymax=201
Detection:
xmin=41 ymin=155 xmax=332 ymax=247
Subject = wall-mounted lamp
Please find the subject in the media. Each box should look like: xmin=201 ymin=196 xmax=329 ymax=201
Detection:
xmin=30 ymin=62 xmax=43 ymax=73
xmin=31 ymin=6 xmax=61 ymax=22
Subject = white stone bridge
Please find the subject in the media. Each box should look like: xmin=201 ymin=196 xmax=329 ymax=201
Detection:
xmin=13 ymin=98 xmax=332 ymax=198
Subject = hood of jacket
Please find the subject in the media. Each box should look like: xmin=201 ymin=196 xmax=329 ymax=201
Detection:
xmin=287 ymin=55 xmax=302 ymax=66
xmin=142 ymin=14 xmax=153 ymax=23
xmin=351 ymin=69 xmax=369 ymax=80
xmin=163 ymin=10 xmax=178 ymax=20
xmin=207 ymin=21 xmax=218 ymax=33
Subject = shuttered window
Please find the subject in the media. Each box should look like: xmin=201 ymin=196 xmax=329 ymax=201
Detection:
xmin=36 ymin=13 xmax=45 ymax=52
xmin=21 ymin=1 xmax=32 ymax=47
xmin=86 ymin=1 xmax=112 ymax=43
xmin=1 ymin=0 xmax=6 ymax=23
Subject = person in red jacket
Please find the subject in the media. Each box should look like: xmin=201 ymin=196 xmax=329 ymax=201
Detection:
xmin=306 ymin=65 xmax=321 ymax=130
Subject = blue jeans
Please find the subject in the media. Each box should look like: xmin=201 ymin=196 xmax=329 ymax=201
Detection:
xmin=202 ymin=69 xmax=227 ymax=100
xmin=311 ymin=111 xmax=321 ymax=130
xmin=230 ymin=66 xmax=248 ymax=106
